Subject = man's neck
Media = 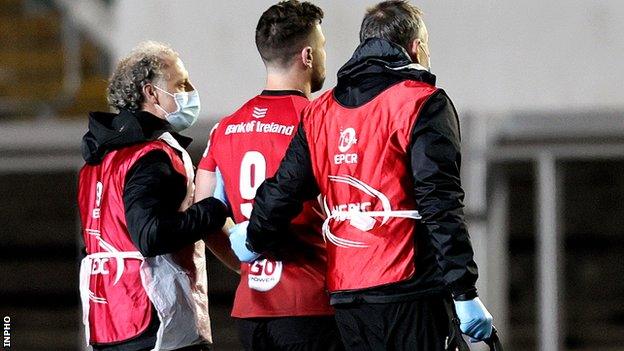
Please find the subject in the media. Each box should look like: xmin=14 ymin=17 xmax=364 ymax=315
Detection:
xmin=265 ymin=68 xmax=311 ymax=98
xmin=141 ymin=105 xmax=166 ymax=120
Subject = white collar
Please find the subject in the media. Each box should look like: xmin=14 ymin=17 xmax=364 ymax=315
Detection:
xmin=385 ymin=63 xmax=429 ymax=72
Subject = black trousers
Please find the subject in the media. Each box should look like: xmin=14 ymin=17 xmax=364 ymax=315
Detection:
xmin=236 ymin=315 xmax=345 ymax=351
xmin=333 ymin=296 xmax=469 ymax=351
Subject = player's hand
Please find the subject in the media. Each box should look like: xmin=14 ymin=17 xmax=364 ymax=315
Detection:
xmin=228 ymin=221 xmax=261 ymax=262
xmin=212 ymin=167 xmax=229 ymax=208
xmin=453 ymin=297 xmax=493 ymax=341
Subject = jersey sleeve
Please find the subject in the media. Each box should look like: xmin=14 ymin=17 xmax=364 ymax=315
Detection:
xmin=198 ymin=123 xmax=220 ymax=171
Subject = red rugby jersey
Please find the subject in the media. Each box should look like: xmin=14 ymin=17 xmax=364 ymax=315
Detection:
xmin=199 ymin=90 xmax=333 ymax=317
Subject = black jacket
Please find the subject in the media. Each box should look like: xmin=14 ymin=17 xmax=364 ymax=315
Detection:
xmin=247 ymin=38 xmax=478 ymax=304
xmin=81 ymin=109 xmax=225 ymax=350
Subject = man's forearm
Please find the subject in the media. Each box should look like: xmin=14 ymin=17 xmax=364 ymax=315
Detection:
xmin=205 ymin=228 xmax=241 ymax=273
xmin=123 ymin=152 xmax=227 ymax=257
xmin=129 ymin=197 xmax=227 ymax=257
xmin=195 ymin=168 xmax=240 ymax=273
xmin=247 ymin=122 xmax=320 ymax=253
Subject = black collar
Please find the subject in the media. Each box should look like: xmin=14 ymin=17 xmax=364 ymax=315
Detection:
xmin=261 ymin=90 xmax=307 ymax=98
xmin=132 ymin=110 xmax=192 ymax=148
xmin=82 ymin=109 xmax=192 ymax=164
xmin=334 ymin=38 xmax=436 ymax=108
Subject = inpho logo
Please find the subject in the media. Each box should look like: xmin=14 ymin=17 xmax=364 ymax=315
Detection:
xmin=3 ymin=316 xmax=10 ymax=348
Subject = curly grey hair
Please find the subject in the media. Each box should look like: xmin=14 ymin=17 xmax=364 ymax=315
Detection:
xmin=107 ymin=41 xmax=178 ymax=111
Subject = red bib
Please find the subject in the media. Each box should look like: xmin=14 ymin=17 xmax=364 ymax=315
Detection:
xmin=78 ymin=141 xmax=186 ymax=344
xmin=302 ymin=81 xmax=437 ymax=292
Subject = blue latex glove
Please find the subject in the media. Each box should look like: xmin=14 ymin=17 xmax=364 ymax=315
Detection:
xmin=213 ymin=167 xmax=229 ymax=208
xmin=228 ymin=221 xmax=261 ymax=262
xmin=454 ymin=297 xmax=493 ymax=341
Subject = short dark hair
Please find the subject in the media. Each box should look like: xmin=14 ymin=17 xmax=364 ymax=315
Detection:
xmin=255 ymin=0 xmax=324 ymax=67
xmin=359 ymin=0 xmax=424 ymax=50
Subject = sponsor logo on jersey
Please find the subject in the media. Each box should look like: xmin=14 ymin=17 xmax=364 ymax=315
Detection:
xmin=338 ymin=128 xmax=357 ymax=152
xmin=252 ymin=107 xmax=268 ymax=119
xmin=92 ymin=181 xmax=103 ymax=218
xmin=224 ymin=120 xmax=294 ymax=136
xmin=322 ymin=175 xmax=393 ymax=248
xmin=91 ymin=257 xmax=110 ymax=275
xmin=334 ymin=128 xmax=358 ymax=164
xmin=248 ymin=258 xmax=283 ymax=291
xmin=85 ymin=236 xmax=130 ymax=285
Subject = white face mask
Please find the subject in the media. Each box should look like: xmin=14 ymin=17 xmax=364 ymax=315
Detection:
xmin=154 ymin=86 xmax=201 ymax=132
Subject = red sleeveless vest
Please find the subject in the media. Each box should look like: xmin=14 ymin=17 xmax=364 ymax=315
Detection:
xmin=302 ymin=80 xmax=437 ymax=292
xmin=77 ymin=141 xmax=186 ymax=344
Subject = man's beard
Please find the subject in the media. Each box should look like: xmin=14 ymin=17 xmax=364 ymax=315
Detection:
xmin=311 ymin=69 xmax=326 ymax=93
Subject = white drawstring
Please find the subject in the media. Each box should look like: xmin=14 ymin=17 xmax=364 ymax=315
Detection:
xmin=322 ymin=209 xmax=421 ymax=248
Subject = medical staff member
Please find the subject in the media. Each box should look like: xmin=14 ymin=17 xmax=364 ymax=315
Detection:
xmin=78 ymin=41 xmax=226 ymax=351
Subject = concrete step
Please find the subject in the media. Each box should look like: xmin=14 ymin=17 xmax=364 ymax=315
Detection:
xmin=0 ymin=0 xmax=24 ymax=16
xmin=0 ymin=14 xmax=60 ymax=49
xmin=0 ymin=80 xmax=62 ymax=100
xmin=0 ymin=71 xmax=108 ymax=111
xmin=0 ymin=0 xmax=111 ymax=119
xmin=0 ymin=48 xmax=64 ymax=76
xmin=59 ymin=76 xmax=109 ymax=116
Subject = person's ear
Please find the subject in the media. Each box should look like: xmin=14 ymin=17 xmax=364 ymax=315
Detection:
xmin=300 ymin=46 xmax=314 ymax=69
xmin=407 ymin=38 xmax=420 ymax=63
xmin=143 ymin=83 xmax=159 ymax=105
